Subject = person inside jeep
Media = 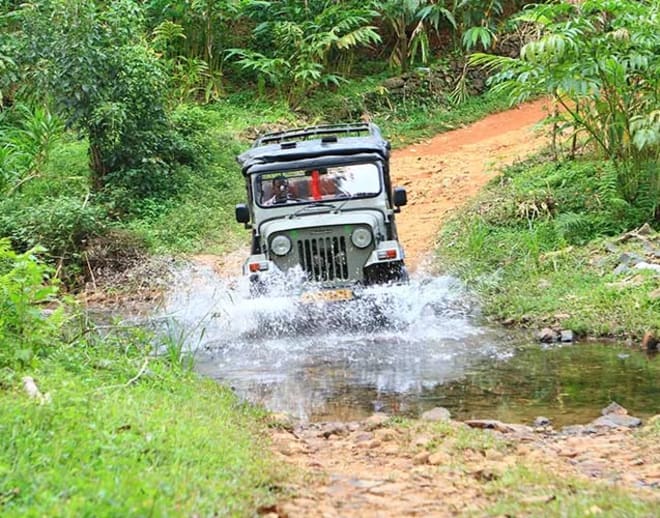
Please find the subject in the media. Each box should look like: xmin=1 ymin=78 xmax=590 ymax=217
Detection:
xmin=264 ymin=175 xmax=296 ymax=205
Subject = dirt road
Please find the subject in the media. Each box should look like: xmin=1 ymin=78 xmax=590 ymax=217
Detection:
xmin=391 ymin=99 xmax=548 ymax=270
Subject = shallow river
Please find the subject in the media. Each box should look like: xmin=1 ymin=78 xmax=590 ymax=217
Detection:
xmin=153 ymin=263 xmax=659 ymax=426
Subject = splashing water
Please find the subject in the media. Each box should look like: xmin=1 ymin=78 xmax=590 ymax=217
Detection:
xmin=156 ymin=262 xmax=514 ymax=421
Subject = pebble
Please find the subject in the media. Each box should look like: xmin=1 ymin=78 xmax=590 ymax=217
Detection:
xmin=413 ymin=451 xmax=430 ymax=465
xmin=420 ymin=407 xmax=452 ymax=422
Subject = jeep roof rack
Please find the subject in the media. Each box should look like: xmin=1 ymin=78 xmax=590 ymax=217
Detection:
xmin=255 ymin=123 xmax=382 ymax=146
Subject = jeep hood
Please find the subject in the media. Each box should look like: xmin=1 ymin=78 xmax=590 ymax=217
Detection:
xmin=260 ymin=211 xmax=382 ymax=238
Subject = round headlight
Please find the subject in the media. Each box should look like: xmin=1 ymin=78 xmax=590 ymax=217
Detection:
xmin=271 ymin=235 xmax=292 ymax=256
xmin=351 ymin=227 xmax=373 ymax=249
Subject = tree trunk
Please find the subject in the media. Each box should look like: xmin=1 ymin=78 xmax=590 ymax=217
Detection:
xmin=88 ymin=133 xmax=107 ymax=192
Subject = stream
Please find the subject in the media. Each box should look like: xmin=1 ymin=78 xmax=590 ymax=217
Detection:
xmin=149 ymin=262 xmax=659 ymax=426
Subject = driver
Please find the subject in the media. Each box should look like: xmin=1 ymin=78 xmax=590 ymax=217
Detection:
xmin=265 ymin=176 xmax=293 ymax=205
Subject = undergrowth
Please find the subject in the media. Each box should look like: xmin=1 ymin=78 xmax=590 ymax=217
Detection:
xmin=0 ymin=248 xmax=280 ymax=515
xmin=437 ymin=155 xmax=660 ymax=338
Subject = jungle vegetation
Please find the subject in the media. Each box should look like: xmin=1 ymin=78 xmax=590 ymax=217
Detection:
xmin=0 ymin=0 xmax=659 ymax=513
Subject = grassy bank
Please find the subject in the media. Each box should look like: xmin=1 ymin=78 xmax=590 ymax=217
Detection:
xmin=0 ymin=245 xmax=280 ymax=516
xmin=437 ymin=155 xmax=660 ymax=338
xmin=0 ymin=333 xmax=280 ymax=516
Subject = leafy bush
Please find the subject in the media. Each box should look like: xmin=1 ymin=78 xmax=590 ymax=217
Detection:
xmin=471 ymin=0 xmax=660 ymax=219
xmin=0 ymin=240 xmax=64 ymax=367
xmin=0 ymin=196 xmax=108 ymax=282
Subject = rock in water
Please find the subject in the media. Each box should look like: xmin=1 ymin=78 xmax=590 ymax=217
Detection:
xmin=421 ymin=407 xmax=451 ymax=422
xmin=538 ymin=327 xmax=557 ymax=343
xmin=560 ymin=330 xmax=574 ymax=343
xmin=602 ymin=401 xmax=628 ymax=416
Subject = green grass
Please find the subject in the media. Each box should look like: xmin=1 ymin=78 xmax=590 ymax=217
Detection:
xmin=437 ymin=156 xmax=660 ymax=338
xmin=0 ymin=338 xmax=280 ymax=516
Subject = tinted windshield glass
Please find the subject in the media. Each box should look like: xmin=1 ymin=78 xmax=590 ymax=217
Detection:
xmin=255 ymin=163 xmax=381 ymax=206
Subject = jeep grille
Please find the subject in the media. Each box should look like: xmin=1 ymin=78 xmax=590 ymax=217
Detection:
xmin=297 ymin=236 xmax=348 ymax=281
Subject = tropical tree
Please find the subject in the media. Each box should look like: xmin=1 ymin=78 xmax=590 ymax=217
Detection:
xmin=470 ymin=0 xmax=660 ymax=217
xmin=380 ymin=0 xmax=456 ymax=73
xmin=230 ymin=0 xmax=381 ymax=105
xmin=19 ymin=0 xmax=182 ymax=195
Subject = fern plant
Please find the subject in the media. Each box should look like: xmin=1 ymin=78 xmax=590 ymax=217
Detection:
xmin=229 ymin=0 xmax=381 ymax=106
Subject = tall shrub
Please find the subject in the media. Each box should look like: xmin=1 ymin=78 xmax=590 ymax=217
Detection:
xmin=20 ymin=0 xmax=180 ymax=195
xmin=470 ymin=0 xmax=660 ymax=218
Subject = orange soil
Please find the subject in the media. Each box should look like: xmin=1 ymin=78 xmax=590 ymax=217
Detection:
xmin=391 ymin=99 xmax=549 ymax=271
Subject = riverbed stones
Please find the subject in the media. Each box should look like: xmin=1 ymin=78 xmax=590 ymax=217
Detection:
xmin=560 ymin=329 xmax=574 ymax=343
xmin=420 ymin=407 xmax=451 ymax=422
xmin=537 ymin=327 xmax=557 ymax=343
xmin=642 ymin=331 xmax=658 ymax=351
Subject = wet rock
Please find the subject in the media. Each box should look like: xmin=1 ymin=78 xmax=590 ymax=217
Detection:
xmin=602 ymin=401 xmax=628 ymax=416
xmin=533 ymin=416 xmax=552 ymax=427
xmin=537 ymin=327 xmax=557 ymax=343
xmin=634 ymin=262 xmax=660 ymax=273
xmin=591 ymin=414 xmax=642 ymax=428
xmin=364 ymin=413 xmax=389 ymax=430
xmin=421 ymin=407 xmax=452 ymax=422
xmin=642 ymin=331 xmax=658 ymax=351
xmin=560 ymin=330 xmax=574 ymax=343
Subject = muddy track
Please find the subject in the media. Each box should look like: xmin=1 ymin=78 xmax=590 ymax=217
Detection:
xmin=391 ymin=99 xmax=548 ymax=270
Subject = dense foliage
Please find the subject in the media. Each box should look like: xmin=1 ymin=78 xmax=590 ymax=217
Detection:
xmin=471 ymin=0 xmax=660 ymax=220
xmin=0 ymin=0 xmax=657 ymax=285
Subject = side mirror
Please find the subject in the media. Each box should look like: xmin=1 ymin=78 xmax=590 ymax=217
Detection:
xmin=393 ymin=187 xmax=407 ymax=208
xmin=235 ymin=203 xmax=250 ymax=224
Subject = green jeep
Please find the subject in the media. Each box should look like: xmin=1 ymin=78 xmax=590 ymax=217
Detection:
xmin=235 ymin=123 xmax=408 ymax=302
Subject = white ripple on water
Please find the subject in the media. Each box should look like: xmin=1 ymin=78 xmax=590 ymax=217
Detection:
xmin=156 ymin=263 xmax=514 ymax=421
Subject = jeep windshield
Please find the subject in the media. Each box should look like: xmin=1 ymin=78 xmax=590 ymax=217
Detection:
xmin=255 ymin=163 xmax=381 ymax=207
